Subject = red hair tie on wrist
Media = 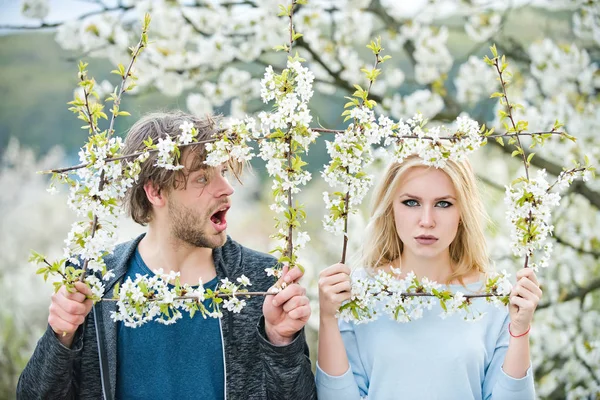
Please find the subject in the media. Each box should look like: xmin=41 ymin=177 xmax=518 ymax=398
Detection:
xmin=508 ymin=323 xmax=531 ymax=338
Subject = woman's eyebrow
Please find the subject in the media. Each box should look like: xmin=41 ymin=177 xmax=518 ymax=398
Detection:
xmin=398 ymin=193 xmax=456 ymax=201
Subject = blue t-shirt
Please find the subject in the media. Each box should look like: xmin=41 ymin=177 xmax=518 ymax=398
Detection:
xmin=115 ymin=249 xmax=225 ymax=400
xmin=316 ymin=269 xmax=535 ymax=400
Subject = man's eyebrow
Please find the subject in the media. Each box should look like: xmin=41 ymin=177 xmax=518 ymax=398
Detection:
xmin=398 ymin=193 xmax=456 ymax=201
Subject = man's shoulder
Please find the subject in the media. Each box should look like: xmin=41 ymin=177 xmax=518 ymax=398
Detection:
xmin=221 ymin=237 xmax=277 ymax=278
xmin=104 ymin=234 xmax=145 ymax=269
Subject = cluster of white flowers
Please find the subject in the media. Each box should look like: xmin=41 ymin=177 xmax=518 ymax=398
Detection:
xmin=21 ymin=0 xmax=49 ymax=20
xmin=204 ymin=118 xmax=258 ymax=167
xmin=111 ymin=270 xmax=252 ymax=327
xmin=573 ymin=1 xmax=600 ymax=45
xmin=504 ymin=169 xmax=562 ymax=269
xmin=386 ymin=113 xmax=483 ymax=167
xmin=57 ymin=133 xmax=142 ymax=300
xmin=529 ymin=39 xmax=599 ymax=97
xmin=321 ymin=107 xmax=386 ymax=235
xmin=464 ymin=13 xmax=502 ymax=43
xmin=401 ymin=23 xmax=453 ymax=85
xmin=337 ymin=269 xmax=512 ymax=324
xmin=455 ymin=56 xmax=499 ymax=105
xmin=383 ymin=90 xmax=445 ymax=120
xmin=256 ymin=58 xmax=318 ymax=271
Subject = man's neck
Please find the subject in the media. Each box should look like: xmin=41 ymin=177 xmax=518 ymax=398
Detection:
xmin=138 ymin=228 xmax=217 ymax=286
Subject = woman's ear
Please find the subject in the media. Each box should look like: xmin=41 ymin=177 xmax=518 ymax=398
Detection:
xmin=143 ymin=181 xmax=166 ymax=208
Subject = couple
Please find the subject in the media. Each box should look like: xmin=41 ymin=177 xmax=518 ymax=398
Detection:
xmin=18 ymin=111 xmax=541 ymax=400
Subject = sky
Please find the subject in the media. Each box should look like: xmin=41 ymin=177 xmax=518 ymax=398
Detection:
xmin=0 ymin=0 xmax=102 ymax=33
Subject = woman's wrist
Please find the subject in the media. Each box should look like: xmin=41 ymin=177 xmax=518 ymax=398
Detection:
xmin=508 ymin=322 xmax=531 ymax=338
xmin=319 ymin=312 xmax=339 ymax=326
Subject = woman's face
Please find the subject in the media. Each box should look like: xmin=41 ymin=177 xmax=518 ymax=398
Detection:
xmin=392 ymin=166 xmax=461 ymax=261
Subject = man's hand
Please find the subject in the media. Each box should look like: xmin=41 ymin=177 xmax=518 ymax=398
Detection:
xmin=263 ymin=266 xmax=311 ymax=346
xmin=48 ymin=281 xmax=94 ymax=348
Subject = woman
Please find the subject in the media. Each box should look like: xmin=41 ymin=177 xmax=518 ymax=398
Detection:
xmin=317 ymin=155 xmax=542 ymax=399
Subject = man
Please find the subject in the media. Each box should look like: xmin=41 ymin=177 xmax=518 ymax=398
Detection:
xmin=17 ymin=111 xmax=316 ymax=399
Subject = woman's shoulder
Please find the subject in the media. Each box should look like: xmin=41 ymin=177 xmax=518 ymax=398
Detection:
xmin=351 ymin=267 xmax=371 ymax=279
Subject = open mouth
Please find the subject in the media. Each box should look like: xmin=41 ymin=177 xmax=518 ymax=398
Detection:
xmin=210 ymin=205 xmax=230 ymax=232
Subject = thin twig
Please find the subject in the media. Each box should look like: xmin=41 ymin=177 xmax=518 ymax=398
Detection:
xmin=340 ymin=42 xmax=381 ymax=263
xmin=43 ymin=138 xmax=221 ymax=174
xmin=103 ymin=291 xmax=275 ymax=302
xmin=81 ymin=21 xmax=148 ymax=281
xmin=494 ymin=56 xmax=532 ymax=269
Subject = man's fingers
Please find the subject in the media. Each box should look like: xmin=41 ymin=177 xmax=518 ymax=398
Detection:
xmin=283 ymin=265 xmax=304 ymax=284
xmin=271 ymin=283 xmax=305 ymax=307
xmin=54 ymin=293 xmax=92 ymax=316
xmin=288 ymin=304 xmax=311 ymax=320
xmin=282 ymin=295 xmax=310 ymax=313
xmin=74 ymin=281 xmax=94 ymax=297
xmin=60 ymin=285 xmax=87 ymax=303
xmin=50 ymin=303 xmax=87 ymax=326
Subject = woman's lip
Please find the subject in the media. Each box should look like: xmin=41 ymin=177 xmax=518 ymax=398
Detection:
xmin=415 ymin=237 xmax=438 ymax=245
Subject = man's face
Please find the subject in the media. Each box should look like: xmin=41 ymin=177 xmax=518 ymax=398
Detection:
xmin=166 ymin=162 xmax=234 ymax=249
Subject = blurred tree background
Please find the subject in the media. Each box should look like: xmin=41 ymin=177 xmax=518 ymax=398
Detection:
xmin=0 ymin=0 xmax=599 ymax=399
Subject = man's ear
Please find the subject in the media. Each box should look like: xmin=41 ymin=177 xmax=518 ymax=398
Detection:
xmin=143 ymin=181 xmax=167 ymax=207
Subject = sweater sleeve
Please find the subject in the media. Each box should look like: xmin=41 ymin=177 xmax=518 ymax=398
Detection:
xmin=16 ymin=324 xmax=83 ymax=400
xmin=256 ymin=316 xmax=317 ymax=400
xmin=316 ymin=319 xmax=366 ymax=400
xmin=483 ymin=314 xmax=535 ymax=400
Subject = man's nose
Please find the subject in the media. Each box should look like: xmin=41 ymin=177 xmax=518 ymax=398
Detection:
xmin=210 ymin=174 xmax=235 ymax=197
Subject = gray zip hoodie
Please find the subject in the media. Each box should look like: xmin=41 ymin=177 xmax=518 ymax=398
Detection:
xmin=17 ymin=234 xmax=317 ymax=400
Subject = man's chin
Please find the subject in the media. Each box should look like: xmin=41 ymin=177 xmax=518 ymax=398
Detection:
xmin=212 ymin=231 xmax=228 ymax=248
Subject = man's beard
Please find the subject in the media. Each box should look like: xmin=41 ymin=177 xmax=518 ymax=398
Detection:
xmin=167 ymin=198 xmax=226 ymax=249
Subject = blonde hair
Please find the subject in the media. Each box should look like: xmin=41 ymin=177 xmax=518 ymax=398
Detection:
xmin=361 ymin=155 xmax=489 ymax=284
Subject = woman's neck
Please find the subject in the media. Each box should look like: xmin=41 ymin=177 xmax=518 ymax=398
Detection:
xmin=393 ymin=250 xmax=454 ymax=283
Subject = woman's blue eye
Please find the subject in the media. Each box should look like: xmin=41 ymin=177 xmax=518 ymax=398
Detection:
xmin=436 ymin=201 xmax=452 ymax=208
xmin=402 ymin=200 xmax=419 ymax=207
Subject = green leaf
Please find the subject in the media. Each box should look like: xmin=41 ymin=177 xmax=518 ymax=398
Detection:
xmin=490 ymin=44 xmax=498 ymax=58
xmin=527 ymin=153 xmax=535 ymax=164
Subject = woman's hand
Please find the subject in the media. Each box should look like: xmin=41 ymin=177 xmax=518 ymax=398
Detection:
xmin=509 ymin=268 xmax=542 ymax=336
xmin=318 ymin=263 xmax=352 ymax=320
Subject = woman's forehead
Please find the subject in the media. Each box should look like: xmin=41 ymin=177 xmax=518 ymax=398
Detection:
xmin=398 ymin=167 xmax=456 ymax=195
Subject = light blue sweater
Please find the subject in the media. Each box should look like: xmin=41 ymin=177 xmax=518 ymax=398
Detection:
xmin=316 ymin=280 xmax=535 ymax=400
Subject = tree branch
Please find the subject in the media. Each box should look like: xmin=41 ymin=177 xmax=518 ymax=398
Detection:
xmin=0 ymin=5 xmax=133 ymax=30
xmin=538 ymin=277 xmax=600 ymax=309
xmin=490 ymin=140 xmax=600 ymax=209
